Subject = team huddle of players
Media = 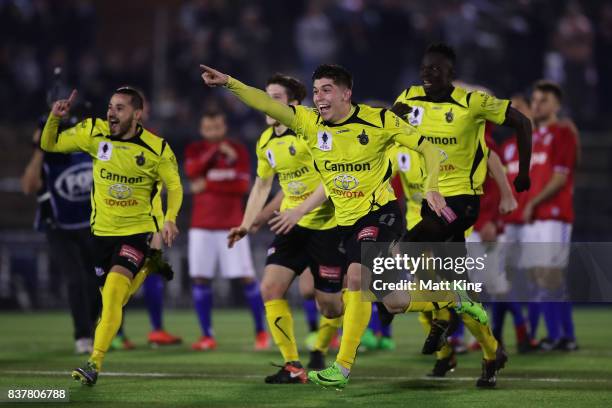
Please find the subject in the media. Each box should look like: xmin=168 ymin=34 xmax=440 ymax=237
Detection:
xmin=39 ymin=42 xmax=577 ymax=391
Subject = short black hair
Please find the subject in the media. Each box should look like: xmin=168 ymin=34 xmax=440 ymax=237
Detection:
xmin=201 ymin=108 xmax=226 ymax=120
xmin=114 ymin=86 xmax=144 ymax=110
xmin=312 ymin=64 xmax=353 ymax=89
xmin=266 ymin=74 xmax=307 ymax=103
xmin=533 ymin=80 xmax=563 ymax=102
xmin=425 ymin=43 xmax=457 ymax=66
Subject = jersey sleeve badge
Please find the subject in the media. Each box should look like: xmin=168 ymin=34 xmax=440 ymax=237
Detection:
xmin=97 ymin=141 xmax=113 ymax=161
xmin=317 ymin=130 xmax=332 ymax=151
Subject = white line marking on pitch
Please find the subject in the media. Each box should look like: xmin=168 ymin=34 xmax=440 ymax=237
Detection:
xmin=1 ymin=370 xmax=610 ymax=384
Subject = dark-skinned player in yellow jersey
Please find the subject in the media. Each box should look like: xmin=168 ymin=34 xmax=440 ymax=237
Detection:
xmin=199 ymin=62 xmax=493 ymax=389
xmin=389 ymin=43 xmax=532 ymax=387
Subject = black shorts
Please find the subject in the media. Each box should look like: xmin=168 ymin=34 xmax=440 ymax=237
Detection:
xmin=403 ymin=194 xmax=480 ymax=282
xmin=404 ymin=194 xmax=480 ymax=243
xmin=337 ymin=201 xmax=404 ymax=266
xmin=266 ymin=225 xmax=345 ymax=293
xmin=93 ymin=233 xmax=152 ymax=277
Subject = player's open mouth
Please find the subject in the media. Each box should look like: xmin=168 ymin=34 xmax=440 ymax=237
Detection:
xmin=318 ymin=104 xmax=330 ymax=114
xmin=423 ymin=80 xmax=433 ymax=88
xmin=109 ymin=118 xmax=119 ymax=127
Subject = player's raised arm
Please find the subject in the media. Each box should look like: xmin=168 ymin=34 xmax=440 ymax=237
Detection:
xmin=502 ymin=106 xmax=532 ymax=192
xmin=40 ymin=90 xmax=88 ymax=153
xmin=200 ymin=65 xmax=296 ymax=128
xmin=228 ymin=176 xmax=274 ymax=248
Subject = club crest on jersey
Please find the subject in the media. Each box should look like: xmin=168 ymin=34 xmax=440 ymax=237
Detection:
xmin=397 ymin=152 xmax=411 ymax=172
xmin=408 ymin=106 xmax=424 ymax=126
xmin=288 ymin=144 xmax=296 ymax=156
xmin=266 ymin=149 xmax=276 ymax=168
xmin=357 ymin=129 xmax=369 ymax=145
xmin=135 ymin=152 xmax=145 ymax=166
xmin=445 ymin=108 xmax=454 ymax=123
xmin=97 ymin=141 xmax=113 ymax=161
xmin=317 ymin=130 xmax=332 ymax=151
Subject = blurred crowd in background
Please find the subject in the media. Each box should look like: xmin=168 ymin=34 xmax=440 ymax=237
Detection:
xmin=2 ymin=0 xmax=612 ymax=138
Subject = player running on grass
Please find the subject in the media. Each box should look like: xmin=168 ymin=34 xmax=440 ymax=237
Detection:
xmin=41 ymin=87 xmax=182 ymax=386
xmin=200 ymin=62 xmax=488 ymax=389
xmin=390 ymin=43 xmax=532 ymax=387
xmin=227 ymin=73 xmax=344 ymax=383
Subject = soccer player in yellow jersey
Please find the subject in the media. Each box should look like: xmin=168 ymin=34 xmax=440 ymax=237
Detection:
xmin=200 ymin=63 xmax=489 ymax=389
xmin=40 ymin=87 xmax=183 ymax=386
xmin=391 ymin=43 xmax=532 ymax=387
xmin=227 ymin=74 xmax=344 ymax=384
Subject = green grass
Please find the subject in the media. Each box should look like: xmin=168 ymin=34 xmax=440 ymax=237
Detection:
xmin=0 ymin=307 xmax=611 ymax=407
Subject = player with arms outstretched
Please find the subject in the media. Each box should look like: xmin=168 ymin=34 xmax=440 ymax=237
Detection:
xmin=227 ymin=73 xmax=344 ymax=383
xmin=200 ymin=62 xmax=489 ymax=389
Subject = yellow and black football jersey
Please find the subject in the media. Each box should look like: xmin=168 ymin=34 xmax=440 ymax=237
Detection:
xmin=388 ymin=144 xmax=424 ymax=230
xmin=394 ymin=86 xmax=509 ymax=197
xmin=290 ymin=104 xmax=425 ymax=226
xmin=256 ymin=126 xmax=335 ymax=230
xmin=41 ymin=115 xmax=182 ymax=236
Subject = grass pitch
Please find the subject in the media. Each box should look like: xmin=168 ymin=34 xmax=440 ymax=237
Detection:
xmin=1 ymin=307 xmax=611 ymax=407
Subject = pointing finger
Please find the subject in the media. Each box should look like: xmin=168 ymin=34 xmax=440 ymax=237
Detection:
xmin=67 ymin=89 xmax=78 ymax=105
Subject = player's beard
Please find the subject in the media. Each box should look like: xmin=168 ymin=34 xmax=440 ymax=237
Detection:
xmin=112 ymin=117 xmax=134 ymax=138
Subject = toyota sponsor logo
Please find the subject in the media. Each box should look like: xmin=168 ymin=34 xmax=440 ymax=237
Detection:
xmin=333 ymin=174 xmax=359 ymax=191
xmin=108 ymin=183 xmax=132 ymax=200
xmin=287 ymin=181 xmax=307 ymax=196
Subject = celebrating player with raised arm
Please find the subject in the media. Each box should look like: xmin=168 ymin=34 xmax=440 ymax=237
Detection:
xmin=227 ymin=74 xmax=344 ymax=383
xmin=200 ymin=63 xmax=486 ymax=389
xmin=40 ymin=88 xmax=182 ymax=386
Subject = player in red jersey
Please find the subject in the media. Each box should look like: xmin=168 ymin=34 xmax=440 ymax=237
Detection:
xmin=522 ymin=81 xmax=579 ymax=351
xmin=185 ymin=110 xmax=269 ymax=351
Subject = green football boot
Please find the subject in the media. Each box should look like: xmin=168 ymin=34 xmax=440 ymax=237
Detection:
xmin=308 ymin=362 xmax=349 ymax=389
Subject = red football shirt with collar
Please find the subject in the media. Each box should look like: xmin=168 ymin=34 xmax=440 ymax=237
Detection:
xmin=184 ymin=138 xmax=251 ymax=229
xmin=529 ymin=124 xmax=577 ymax=223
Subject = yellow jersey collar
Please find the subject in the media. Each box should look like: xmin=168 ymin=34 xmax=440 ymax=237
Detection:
xmin=406 ymin=86 xmax=469 ymax=108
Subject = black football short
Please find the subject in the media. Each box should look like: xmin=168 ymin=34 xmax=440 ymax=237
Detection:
xmin=93 ymin=233 xmax=152 ymax=277
xmin=266 ymin=225 xmax=346 ymax=293
xmin=337 ymin=200 xmax=404 ymax=266
xmin=404 ymin=194 xmax=480 ymax=243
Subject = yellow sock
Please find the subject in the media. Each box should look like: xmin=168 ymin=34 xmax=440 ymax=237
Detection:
xmin=314 ymin=315 xmax=343 ymax=354
xmin=433 ymin=308 xmax=451 ymax=321
xmin=436 ymin=344 xmax=454 ymax=359
xmin=264 ymin=299 xmax=299 ymax=362
xmin=403 ymin=290 xmax=456 ymax=313
xmin=336 ymin=290 xmax=371 ymax=371
xmin=126 ymin=260 xmax=152 ymax=301
xmin=432 ymin=308 xmax=453 ymax=359
xmin=90 ymin=272 xmax=131 ymax=371
xmin=417 ymin=312 xmax=432 ymax=334
xmin=461 ymin=314 xmax=498 ymax=360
